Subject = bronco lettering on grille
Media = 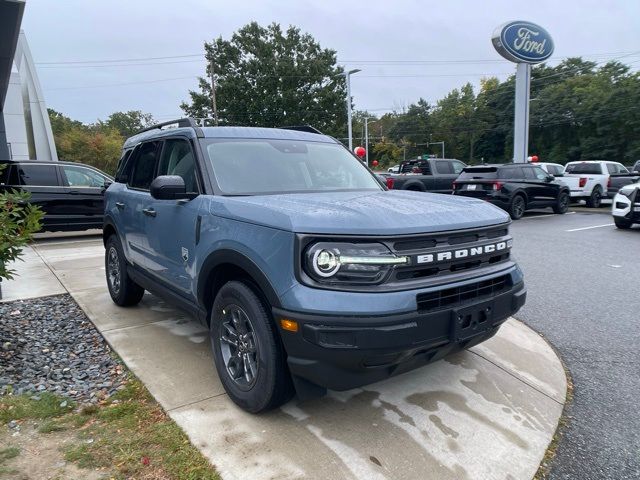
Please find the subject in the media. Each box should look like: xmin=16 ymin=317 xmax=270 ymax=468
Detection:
xmin=416 ymin=241 xmax=509 ymax=265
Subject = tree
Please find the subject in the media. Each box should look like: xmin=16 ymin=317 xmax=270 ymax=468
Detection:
xmin=181 ymin=22 xmax=347 ymax=138
xmin=100 ymin=110 xmax=154 ymax=138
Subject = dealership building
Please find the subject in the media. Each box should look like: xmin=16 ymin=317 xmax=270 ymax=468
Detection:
xmin=0 ymin=0 xmax=57 ymax=162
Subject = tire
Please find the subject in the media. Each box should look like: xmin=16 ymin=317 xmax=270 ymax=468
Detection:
xmin=105 ymin=235 xmax=145 ymax=306
xmin=210 ymin=281 xmax=293 ymax=413
xmin=553 ymin=191 xmax=570 ymax=214
xmin=509 ymin=195 xmax=526 ymax=220
xmin=586 ymin=187 xmax=602 ymax=208
xmin=614 ymin=217 xmax=632 ymax=229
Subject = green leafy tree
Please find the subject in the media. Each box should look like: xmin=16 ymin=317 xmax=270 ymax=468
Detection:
xmin=100 ymin=110 xmax=154 ymax=138
xmin=181 ymin=22 xmax=347 ymax=137
xmin=0 ymin=165 xmax=43 ymax=282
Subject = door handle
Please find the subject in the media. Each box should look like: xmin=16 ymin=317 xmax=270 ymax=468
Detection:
xmin=68 ymin=190 xmax=80 ymax=195
xmin=115 ymin=202 xmax=125 ymax=210
xmin=142 ymin=208 xmax=157 ymax=217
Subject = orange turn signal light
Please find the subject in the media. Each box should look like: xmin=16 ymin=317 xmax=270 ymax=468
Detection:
xmin=280 ymin=319 xmax=299 ymax=332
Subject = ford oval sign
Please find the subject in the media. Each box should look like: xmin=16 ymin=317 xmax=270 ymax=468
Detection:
xmin=492 ymin=21 xmax=554 ymax=64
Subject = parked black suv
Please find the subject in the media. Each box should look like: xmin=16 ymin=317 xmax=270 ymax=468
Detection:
xmin=0 ymin=160 xmax=112 ymax=231
xmin=453 ymin=163 xmax=571 ymax=220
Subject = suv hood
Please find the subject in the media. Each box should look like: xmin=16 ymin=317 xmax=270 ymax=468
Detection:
xmin=209 ymin=190 xmax=509 ymax=235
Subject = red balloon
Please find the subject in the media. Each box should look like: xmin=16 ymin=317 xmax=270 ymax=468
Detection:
xmin=354 ymin=146 xmax=366 ymax=158
xmin=531 ymin=155 xmax=539 ymax=162
xmin=372 ymin=160 xmax=379 ymax=167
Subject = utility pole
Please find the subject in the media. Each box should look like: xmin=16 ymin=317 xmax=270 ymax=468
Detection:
xmin=340 ymin=68 xmax=361 ymax=151
xmin=209 ymin=58 xmax=219 ymax=126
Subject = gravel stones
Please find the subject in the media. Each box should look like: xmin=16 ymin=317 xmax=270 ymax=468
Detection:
xmin=0 ymin=294 xmax=126 ymax=402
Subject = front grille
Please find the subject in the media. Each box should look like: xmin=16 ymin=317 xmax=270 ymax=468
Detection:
xmin=416 ymin=275 xmax=510 ymax=312
xmin=386 ymin=225 xmax=512 ymax=282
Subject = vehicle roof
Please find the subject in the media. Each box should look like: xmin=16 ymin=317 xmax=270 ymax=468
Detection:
xmin=123 ymin=125 xmax=339 ymax=149
xmin=565 ymin=160 xmax=615 ymax=164
xmin=464 ymin=163 xmax=537 ymax=169
xmin=0 ymin=159 xmax=104 ymax=168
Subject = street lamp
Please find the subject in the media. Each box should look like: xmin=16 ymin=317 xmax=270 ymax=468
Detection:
xmin=339 ymin=68 xmax=361 ymax=151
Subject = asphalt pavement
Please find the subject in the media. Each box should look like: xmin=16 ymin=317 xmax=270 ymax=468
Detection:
xmin=511 ymin=208 xmax=640 ymax=479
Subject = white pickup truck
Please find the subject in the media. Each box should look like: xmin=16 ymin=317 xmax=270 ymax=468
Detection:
xmin=563 ymin=160 xmax=631 ymax=208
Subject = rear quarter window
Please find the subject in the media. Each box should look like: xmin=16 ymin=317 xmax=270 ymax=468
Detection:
xmin=16 ymin=164 xmax=59 ymax=186
xmin=565 ymin=163 xmax=602 ymax=174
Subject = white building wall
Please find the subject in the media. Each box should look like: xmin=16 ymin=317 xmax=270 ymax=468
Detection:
xmin=2 ymin=31 xmax=57 ymax=161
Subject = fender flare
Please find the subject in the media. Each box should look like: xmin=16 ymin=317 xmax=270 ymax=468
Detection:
xmin=197 ymin=249 xmax=282 ymax=312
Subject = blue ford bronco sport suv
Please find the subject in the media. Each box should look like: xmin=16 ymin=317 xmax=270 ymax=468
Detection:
xmin=103 ymin=118 xmax=526 ymax=413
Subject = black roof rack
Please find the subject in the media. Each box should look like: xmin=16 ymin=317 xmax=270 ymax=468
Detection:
xmin=137 ymin=118 xmax=199 ymax=134
xmin=278 ymin=125 xmax=324 ymax=135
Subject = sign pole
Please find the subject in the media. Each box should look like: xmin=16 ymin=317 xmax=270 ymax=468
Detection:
xmin=513 ymin=62 xmax=531 ymax=163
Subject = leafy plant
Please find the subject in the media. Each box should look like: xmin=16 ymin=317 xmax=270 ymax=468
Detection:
xmin=0 ymin=164 xmax=43 ymax=281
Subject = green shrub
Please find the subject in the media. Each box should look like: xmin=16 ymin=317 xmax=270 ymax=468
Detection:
xmin=0 ymin=164 xmax=43 ymax=281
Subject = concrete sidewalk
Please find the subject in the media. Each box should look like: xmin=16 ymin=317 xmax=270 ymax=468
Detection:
xmin=3 ymin=236 xmax=567 ymax=480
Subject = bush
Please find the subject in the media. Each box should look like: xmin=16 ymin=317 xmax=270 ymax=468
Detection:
xmin=0 ymin=164 xmax=43 ymax=281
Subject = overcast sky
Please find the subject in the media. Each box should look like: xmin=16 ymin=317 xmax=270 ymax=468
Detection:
xmin=21 ymin=0 xmax=640 ymax=124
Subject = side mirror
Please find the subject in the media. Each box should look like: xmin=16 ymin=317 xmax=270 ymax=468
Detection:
xmin=150 ymin=175 xmax=194 ymax=200
xmin=545 ymin=175 xmax=554 ymax=182
xmin=102 ymin=180 xmax=113 ymax=191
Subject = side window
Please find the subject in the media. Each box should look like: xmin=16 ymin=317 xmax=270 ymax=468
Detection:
xmin=115 ymin=149 xmax=134 ymax=183
xmin=522 ymin=167 xmax=537 ymax=180
xmin=0 ymin=164 xmax=10 ymax=185
xmin=16 ymin=164 xmax=59 ymax=186
xmin=129 ymin=142 xmax=160 ymax=190
xmin=498 ymin=167 xmax=518 ymax=179
xmin=61 ymin=165 xmax=107 ymax=187
xmin=452 ymin=161 xmax=465 ymax=174
xmin=435 ymin=161 xmax=452 ymax=174
xmin=157 ymin=139 xmax=199 ymax=193
xmin=606 ymin=163 xmax=616 ymax=174
xmin=532 ymin=167 xmax=548 ymax=180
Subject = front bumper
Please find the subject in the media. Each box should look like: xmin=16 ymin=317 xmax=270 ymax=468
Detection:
xmin=612 ymin=190 xmax=640 ymax=222
xmin=274 ymin=274 xmax=526 ymax=393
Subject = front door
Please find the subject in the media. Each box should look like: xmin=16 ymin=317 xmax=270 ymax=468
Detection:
xmin=14 ymin=163 xmax=67 ymax=231
xmin=144 ymin=137 xmax=203 ymax=297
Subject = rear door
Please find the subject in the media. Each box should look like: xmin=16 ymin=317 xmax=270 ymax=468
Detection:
xmin=59 ymin=164 xmax=111 ymax=228
xmin=434 ymin=160 xmax=465 ymax=193
xmin=14 ymin=163 xmax=65 ymax=231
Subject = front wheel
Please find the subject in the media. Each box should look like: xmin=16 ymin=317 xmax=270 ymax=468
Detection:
xmin=553 ymin=191 xmax=570 ymax=214
xmin=614 ymin=217 xmax=632 ymax=229
xmin=586 ymin=187 xmax=602 ymax=208
xmin=210 ymin=281 xmax=293 ymax=413
xmin=105 ymin=235 xmax=144 ymax=306
xmin=509 ymin=195 xmax=526 ymax=220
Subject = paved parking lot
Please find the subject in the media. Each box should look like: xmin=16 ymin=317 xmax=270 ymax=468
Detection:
xmin=3 ymin=232 xmax=566 ymax=480
xmin=511 ymin=208 xmax=640 ymax=479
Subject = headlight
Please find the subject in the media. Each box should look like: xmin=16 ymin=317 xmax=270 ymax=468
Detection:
xmin=304 ymin=242 xmax=409 ymax=285
xmin=618 ymin=186 xmax=637 ymax=199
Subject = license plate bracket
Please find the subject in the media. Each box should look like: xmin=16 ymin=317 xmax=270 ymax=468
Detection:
xmin=451 ymin=300 xmax=494 ymax=342
xmin=466 ymin=184 xmax=477 ymax=190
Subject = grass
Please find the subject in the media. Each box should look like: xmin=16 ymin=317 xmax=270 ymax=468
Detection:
xmin=0 ymin=447 xmax=20 ymax=477
xmin=0 ymin=381 xmax=219 ymax=480
xmin=0 ymin=392 xmax=73 ymax=423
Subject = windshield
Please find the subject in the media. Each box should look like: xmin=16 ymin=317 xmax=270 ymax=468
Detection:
xmin=201 ymin=138 xmax=382 ymax=195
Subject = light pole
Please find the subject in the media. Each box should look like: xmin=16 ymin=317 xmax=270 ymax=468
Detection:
xmin=340 ymin=68 xmax=361 ymax=151
xmin=427 ymin=141 xmax=445 ymax=159
xmin=364 ymin=117 xmax=376 ymax=167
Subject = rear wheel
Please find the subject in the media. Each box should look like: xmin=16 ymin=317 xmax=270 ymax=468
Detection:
xmin=210 ymin=281 xmax=293 ymax=413
xmin=105 ymin=235 xmax=144 ymax=306
xmin=509 ymin=195 xmax=526 ymax=220
xmin=553 ymin=191 xmax=570 ymax=214
xmin=586 ymin=187 xmax=602 ymax=208
xmin=614 ymin=217 xmax=632 ymax=229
